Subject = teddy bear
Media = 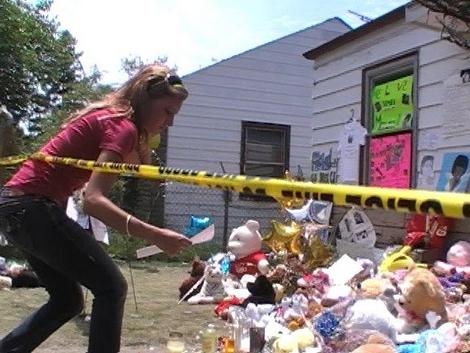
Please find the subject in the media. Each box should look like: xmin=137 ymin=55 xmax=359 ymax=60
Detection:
xmin=351 ymin=334 xmax=398 ymax=353
xmin=240 ymin=275 xmax=276 ymax=307
xmin=344 ymin=299 xmax=400 ymax=342
xmin=357 ymin=276 xmax=398 ymax=314
xmin=227 ymin=220 xmax=270 ymax=279
xmin=178 ymin=259 xmax=205 ymax=300
xmin=187 ymin=263 xmax=225 ymax=305
xmin=396 ymin=267 xmax=448 ymax=327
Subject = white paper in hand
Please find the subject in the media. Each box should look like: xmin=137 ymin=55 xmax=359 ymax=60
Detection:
xmin=135 ymin=224 xmax=215 ymax=259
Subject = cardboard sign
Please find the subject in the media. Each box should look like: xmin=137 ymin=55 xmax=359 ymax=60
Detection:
xmin=371 ymin=75 xmax=413 ymax=135
xmin=370 ymin=133 xmax=412 ymax=188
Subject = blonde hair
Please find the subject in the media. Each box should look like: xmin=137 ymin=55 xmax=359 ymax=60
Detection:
xmin=63 ymin=64 xmax=188 ymax=137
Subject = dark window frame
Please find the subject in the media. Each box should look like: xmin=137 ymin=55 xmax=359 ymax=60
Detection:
xmin=360 ymin=52 xmax=419 ymax=187
xmin=240 ymin=121 xmax=290 ymax=200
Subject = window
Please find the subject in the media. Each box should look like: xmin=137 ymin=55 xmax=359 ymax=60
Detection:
xmin=241 ymin=121 xmax=290 ymax=178
xmin=362 ymin=53 xmax=418 ymax=188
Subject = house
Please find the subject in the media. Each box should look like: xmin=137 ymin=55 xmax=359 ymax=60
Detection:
xmin=161 ymin=18 xmax=350 ymax=242
xmin=303 ymin=2 xmax=470 ymax=249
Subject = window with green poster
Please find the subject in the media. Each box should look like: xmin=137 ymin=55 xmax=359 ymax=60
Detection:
xmin=361 ymin=53 xmax=418 ymax=187
xmin=371 ymin=74 xmax=414 ymax=135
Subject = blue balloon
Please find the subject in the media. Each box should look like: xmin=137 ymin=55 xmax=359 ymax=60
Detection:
xmin=184 ymin=216 xmax=212 ymax=237
xmin=220 ymin=255 xmax=231 ymax=274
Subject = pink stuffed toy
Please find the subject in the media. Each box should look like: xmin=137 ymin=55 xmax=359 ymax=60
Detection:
xmin=434 ymin=241 xmax=470 ymax=279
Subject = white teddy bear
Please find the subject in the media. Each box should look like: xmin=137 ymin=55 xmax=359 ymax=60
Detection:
xmin=227 ymin=220 xmax=270 ymax=279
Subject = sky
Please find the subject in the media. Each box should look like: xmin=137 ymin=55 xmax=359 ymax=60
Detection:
xmin=50 ymin=0 xmax=410 ymax=85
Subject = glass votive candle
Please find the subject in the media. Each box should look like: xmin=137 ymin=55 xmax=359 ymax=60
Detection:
xmin=167 ymin=331 xmax=185 ymax=353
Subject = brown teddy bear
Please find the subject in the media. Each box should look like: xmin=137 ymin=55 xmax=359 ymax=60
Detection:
xmin=178 ymin=260 xmax=206 ymax=300
xmin=351 ymin=334 xmax=398 ymax=353
xmin=397 ymin=267 xmax=447 ymax=326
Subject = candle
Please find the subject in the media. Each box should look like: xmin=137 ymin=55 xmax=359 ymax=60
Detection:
xmin=167 ymin=331 xmax=185 ymax=353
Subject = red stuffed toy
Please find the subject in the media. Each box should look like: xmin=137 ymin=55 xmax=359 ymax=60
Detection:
xmin=404 ymin=214 xmax=453 ymax=249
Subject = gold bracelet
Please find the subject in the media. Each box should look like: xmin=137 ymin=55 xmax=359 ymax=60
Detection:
xmin=125 ymin=214 xmax=133 ymax=237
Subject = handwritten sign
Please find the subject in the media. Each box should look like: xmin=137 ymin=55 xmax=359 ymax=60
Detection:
xmin=311 ymin=148 xmax=338 ymax=183
xmin=369 ymin=133 xmax=412 ymax=188
xmin=371 ymin=75 xmax=413 ymax=135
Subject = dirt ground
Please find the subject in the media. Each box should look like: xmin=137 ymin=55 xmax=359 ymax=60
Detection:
xmin=0 ymin=262 xmax=225 ymax=352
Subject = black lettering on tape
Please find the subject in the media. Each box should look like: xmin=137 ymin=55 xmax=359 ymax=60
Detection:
xmin=387 ymin=198 xmax=396 ymax=209
xmin=255 ymin=188 xmax=266 ymax=195
xmin=463 ymin=203 xmax=470 ymax=218
xmin=365 ymin=196 xmax=384 ymax=209
xmin=295 ymin=191 xmax=302 ymax=198
xmin=282 ymin=190 xmax=294 ymax=198
xmin=419 ymin=200 xmax=443 ymax=215
xmin=321 ymin=193 xmax=333 ymax=202
xmin=345 ymin=195 xmax=362 ymax=206
xmin=243 ymin=187 xmax=253 ymax=195
xmin=397 ymin=199 xmax=417 ymax=212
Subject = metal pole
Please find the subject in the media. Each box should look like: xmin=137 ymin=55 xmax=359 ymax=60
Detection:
xmin=219 ymin=162 xmax=230 ymax=251
xmin=127 ymin=260 xmax=138 ymax=313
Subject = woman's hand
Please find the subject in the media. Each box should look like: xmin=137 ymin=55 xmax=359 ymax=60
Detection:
xmin=145 ymin=227 xmax=192 ymax=256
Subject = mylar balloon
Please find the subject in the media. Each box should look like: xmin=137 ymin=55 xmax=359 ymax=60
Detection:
xmin=285 ymin=199 xmax=313 ymax=222
xmin=263 ymin=220 xmax=302 ymax=255
xmin=274 ymin=170 xmax=305 ymax=210
xmin=308 ymin=201 xmax=333 ymax=225
xmin=304 ymin=236 xmax=333 ymax=271
xmin=184 ymin=215 xmax=212 ymax=237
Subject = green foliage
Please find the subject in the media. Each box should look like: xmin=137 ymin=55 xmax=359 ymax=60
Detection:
xmin=0 ymin=0 xmax=79 ymax=128
xmin=416 ymin=0 xmax=470 ymax=49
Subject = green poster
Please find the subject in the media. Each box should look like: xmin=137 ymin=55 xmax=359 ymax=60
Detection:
xmin=371 ymin=74 xmax=413 ymax=135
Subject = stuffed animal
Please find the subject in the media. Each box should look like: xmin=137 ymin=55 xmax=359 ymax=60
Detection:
xmin=187 ymin=263 xmax=225 ymax=305
xmin=279 ymin=293 xmax=308 ymax=329
xmin=351 ymin=334 xmax=398 ymax=353
xmin=0 ymin=275 xmax=12 ymax=290
xmin=178 ymin=260 xmax=205 ymax=300
xmin=396 ymin=267 xmax=447 ymax=326
xmin=447 ymin=241 xmax=470 ymax=266
xmin=434 ymin=241 xmax=470 ymax=279
xmin=228 ymin=220 xmax=270 ymax=278
xmin=344 ymin=299 xmax=400 ymax=342
xmin=357 ymin=276 xmax=397 ymax=314
xmin=241 ymin=275 xmax=276 ymax=307
xmin=272 ymin=327 xmax=318 ymax=353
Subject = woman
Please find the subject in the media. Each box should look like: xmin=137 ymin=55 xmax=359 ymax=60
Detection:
xmin=0 ymin=64 xmax=192 ymax=353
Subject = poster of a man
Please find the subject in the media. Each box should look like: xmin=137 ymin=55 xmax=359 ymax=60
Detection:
xmin=436 ymin=153 xmax=470 ymax=192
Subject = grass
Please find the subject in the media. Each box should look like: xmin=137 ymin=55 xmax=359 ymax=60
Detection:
xmin=0 ymin=261 xmax=225 ymax=352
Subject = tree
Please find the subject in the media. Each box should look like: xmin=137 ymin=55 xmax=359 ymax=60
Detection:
xmin=0 ymin=0 xmax=89 ymax=132
xmin=416 ymin=0 xmax=470 ymax=49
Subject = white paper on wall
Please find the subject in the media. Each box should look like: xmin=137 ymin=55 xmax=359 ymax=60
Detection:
xmin=337 ymin=121 xmax=367 ymax=184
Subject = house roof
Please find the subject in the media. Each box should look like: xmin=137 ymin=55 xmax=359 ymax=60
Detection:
xmin=183 ymin=17 xmax=351 ymax=79
xmin=303 ymin=4 xmax=409 ymax=60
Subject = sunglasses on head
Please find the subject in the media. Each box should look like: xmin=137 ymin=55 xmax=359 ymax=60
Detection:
xmin=147 ymin=73 xmax=183 ymax=93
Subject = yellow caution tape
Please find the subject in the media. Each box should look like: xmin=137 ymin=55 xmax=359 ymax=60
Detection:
xmin=2 ymin=152 xmax=470 ymax=219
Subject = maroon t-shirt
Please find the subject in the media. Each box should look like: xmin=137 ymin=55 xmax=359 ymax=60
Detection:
xmin=6 ymin=109 xmax=138 ymax=204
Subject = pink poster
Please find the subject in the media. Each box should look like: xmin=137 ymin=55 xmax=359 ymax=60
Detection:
xmin=369 ymin=133 xmax=412 ymax=188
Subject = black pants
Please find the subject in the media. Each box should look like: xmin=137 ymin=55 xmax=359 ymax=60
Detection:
xmin=0 ymin=191 xmax=127 ymax=353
